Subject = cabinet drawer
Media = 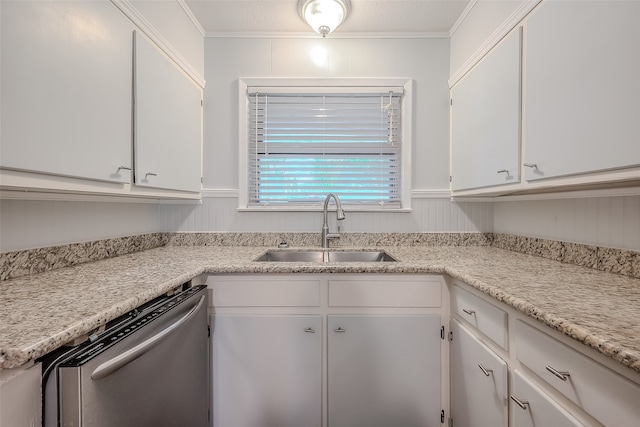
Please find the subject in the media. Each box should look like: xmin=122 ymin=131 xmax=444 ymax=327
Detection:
xmin=209 ymin=279 xmax=321 ymax=307
xmin=451 ymin=284 xmax=508 ymax=349
xmin=328 ymin=278 xmax=441 ymax=308
xmin=516 ymin=320 xmax=640 ymax=426
xmin=511 ymin=370 xmax=583 ymax=427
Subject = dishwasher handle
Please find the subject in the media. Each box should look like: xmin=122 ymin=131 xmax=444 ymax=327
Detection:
xmin=91 ymin=294 xmax=205 ymax=380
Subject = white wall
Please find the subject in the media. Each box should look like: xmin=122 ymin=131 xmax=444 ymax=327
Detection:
xmin=167 ymin=35 xmax=495 ymax=233
xmin=160 ymin=196 xmax=493 ymax=234
xmin=494 ymin=196 xmax=640 ymax=251
xmin=450 ymin=0 xmax=525 ymax=77
xmin=0 ymin=200 xmax=161 ymax=252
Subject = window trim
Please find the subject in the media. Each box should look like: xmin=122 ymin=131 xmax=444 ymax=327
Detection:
xmin=238 ymin=78 xmax=413 ymax=212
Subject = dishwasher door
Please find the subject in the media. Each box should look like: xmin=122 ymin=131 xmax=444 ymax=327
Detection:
xmin=55 ymin=286 xmax=208 ymax=427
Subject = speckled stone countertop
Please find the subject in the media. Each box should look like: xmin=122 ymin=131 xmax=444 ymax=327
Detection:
xmin=1 ymin=246 xmax=640 ymax=377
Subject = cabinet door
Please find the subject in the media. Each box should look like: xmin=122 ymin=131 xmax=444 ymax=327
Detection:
xmin=450 ymin=320 xmax=508 ymax=427
xmin=511 ymin=370 xmax=583 ymax=427
xmin=134 ymin=32 xmax=202 ymax=192
xmin=328 ymin=315 xmax=441 ymax=427
xmin=451 ymin=28 xmax=521 ymax=191
xmin=524 ymin=0 xmax=640 ymax=180
xmin=1 ymin=1 xmax=132 ymax=183
xmin=211 ymin=315 xmax=322 ymax=427
xmin=0 ymin=363 xmax=42 ymax=427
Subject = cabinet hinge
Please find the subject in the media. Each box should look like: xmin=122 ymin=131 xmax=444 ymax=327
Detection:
xmin=207 ymin=325 xmax=211 ymax=337
xmin=449 ymin=175 xmax=452 ymax=183
xmin=450 ymin=98 xmax=453 ymax=106
xmin=441 ymin=410 xmax=445 ymax=423
xmin=449 ymin=417 xmax=454 ymax=427
xmin=440 ymin=325 xmax=445 ymax=340
xmin=448 ymin=331 xmax=454 ymax=342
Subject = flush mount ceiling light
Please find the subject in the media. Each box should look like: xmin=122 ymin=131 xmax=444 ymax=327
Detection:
xmin=298 ymin=0 xmax=350 ymax=37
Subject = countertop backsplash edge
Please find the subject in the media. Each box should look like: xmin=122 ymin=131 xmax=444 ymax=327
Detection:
xmin=1 ymin=232 xmax=638 ymax=281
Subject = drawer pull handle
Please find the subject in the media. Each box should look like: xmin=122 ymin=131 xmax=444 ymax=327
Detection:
xmin=510 ymin=395 xmax=529 ymax=410
xmin=334 ymin=327 xmax=347 ymax=333
xmin=478 ymin=364 xmax=493 ymax=376
xmin=304 ymin=327 xmax=315 ymax=333
xmin=462 ymin=309 xmax=476 ymax=316
xmin=546 ymin=365 xmax=570 ymax=381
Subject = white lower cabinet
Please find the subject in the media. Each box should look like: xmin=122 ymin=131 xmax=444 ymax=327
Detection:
xmin=516 ymin=320 xmax=640 ymax=427
xmin=211 ymin=315 xmax=322 ymax=427
xmin=451 ymin=280 xmax=640 ymax=427
xmin=208 ymin=274 xmax=445 ymax=427
xmin=510 ymin=370 xmax=582 ymax=427
xmin=450 ymin=319 xmax=508 ymax=427
xmin=328 ymin=315 xmax=441 ymax=427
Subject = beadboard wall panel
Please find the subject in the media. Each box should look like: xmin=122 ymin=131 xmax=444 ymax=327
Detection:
xmin=0 ymin=199 xmax=161 ymax=252
xmin=157 ymin=196 xmax=494 ymax=233
xmin=493 ymin=196 xmax=640 ymax=251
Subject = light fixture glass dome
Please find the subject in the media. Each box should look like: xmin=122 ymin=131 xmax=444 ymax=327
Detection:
xmin=299 ymin=0 xmax=350 ymax=37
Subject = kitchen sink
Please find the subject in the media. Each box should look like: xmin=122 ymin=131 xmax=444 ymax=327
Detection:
xmin=253 ymin=249 xmax=398 ymax=263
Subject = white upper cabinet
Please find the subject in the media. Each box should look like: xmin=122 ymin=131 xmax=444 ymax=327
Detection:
xmin=133 ymin=32 xmax=202 ymax=193
xmin=1 ymin=1 xmax=133 ymax=184
xmin=451 ymin=28 xmax=521 ymax=192
xmin=524 ymin=0 xmax=640 ymax=181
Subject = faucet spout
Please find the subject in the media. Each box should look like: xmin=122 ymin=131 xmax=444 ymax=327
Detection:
xmin=322 ymin=193 xmax=345 ymax=248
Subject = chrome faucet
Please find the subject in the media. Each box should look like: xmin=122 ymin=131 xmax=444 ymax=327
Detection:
xmin=321 ymin=193 xmax=346 ymax=248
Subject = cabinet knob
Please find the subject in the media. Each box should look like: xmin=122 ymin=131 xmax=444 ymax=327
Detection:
xmin=523 ymin=163 xmax=538 ymax=169
xmin=304 ymin=327 xmax=316 ymax=333
xmin=545 ymin=365 xmax=570 ymax=381
xmin=497 ymin=169 xmax=509 ymax=175
xmin=333 ymin=327 xmax=347 ymax=333
xmin=510 ymin=395 xmax=529 ymax=410
xmin=145 ymin=172 xmax=158 ymax=179
xmin=462 ymin=309 xmax=476 ymax=316
xmin=478 ymin=364 xmax=493 ymax=377
xmin=117 ymin=166 xmax=131 ymax=172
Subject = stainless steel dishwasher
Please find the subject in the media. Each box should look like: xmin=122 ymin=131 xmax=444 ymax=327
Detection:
xmin=42 ymin=284 xmax=208 ymax=427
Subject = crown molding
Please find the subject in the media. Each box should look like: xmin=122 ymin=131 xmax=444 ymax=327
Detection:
xmin=177 ymin=0 xmax=206 ymax=37
xmin=449 ymin=0 xmax=477 ymax=37
xmin=448 ymin=0 xmax=541 ymax=88
xmin=204 ymin=31 xmax=450 ymax=39
xmin=110 ymin=0 xmax=206 ymax=88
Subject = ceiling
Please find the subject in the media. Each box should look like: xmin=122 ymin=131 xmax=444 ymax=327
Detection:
xmin=185 ymin=0 xmax=472 ymax=36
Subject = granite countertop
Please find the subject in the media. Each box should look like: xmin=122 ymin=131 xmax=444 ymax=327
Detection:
xmin=1 ymin=245 xmax=640 ymax=376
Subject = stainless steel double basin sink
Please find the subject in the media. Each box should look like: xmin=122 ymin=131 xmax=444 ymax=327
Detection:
xmin=253 ymin=249 xmax=397 ymax=263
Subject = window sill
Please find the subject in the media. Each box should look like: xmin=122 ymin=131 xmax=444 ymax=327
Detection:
xmin=236 ymin=206 xmax=413 ymax=213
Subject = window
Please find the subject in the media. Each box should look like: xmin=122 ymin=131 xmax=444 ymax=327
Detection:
xmin=239 ymin=79 xmax=412 ymax=210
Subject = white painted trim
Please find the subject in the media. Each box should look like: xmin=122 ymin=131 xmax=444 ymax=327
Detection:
xmin=201 ymin=188 xmax=451 ymax=200
xmin=204 ymin=31 xmax=450 ymax=39
xmin=448 ymin=0 xmax=541 ymax=88
xmin=177 ymin=0 xmax=205 ymax=37
xmin=237 ymin=78 xmax=414 ymax=211
xmin=411 ymin=189 xmax=452 ymax=199
xmin=0 ymin=190 xmax=171 ymax=204
xmin=201 ymin=189 xmax=240 ymax=198
xmin=236 ymin=206 xmax=413 ymax=213
xmin=110 ymin=0 xmax=206 ymax=88
xmin=492 ymin=186 xmax=640 ymax=202
xmin=449 ymin=0 xmax=477 ymax=37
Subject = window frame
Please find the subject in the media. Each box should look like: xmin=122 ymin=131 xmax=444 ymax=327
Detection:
xmin=238 ymin=78 xmax=413 ymax=212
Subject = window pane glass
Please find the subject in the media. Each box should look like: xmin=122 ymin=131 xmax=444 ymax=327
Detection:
xmin=247 ymin=91 xmax=402 ymax=207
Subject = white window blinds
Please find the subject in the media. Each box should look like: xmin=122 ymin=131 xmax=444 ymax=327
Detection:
xmin=247 ymin=87 xmax=403 ymax=207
